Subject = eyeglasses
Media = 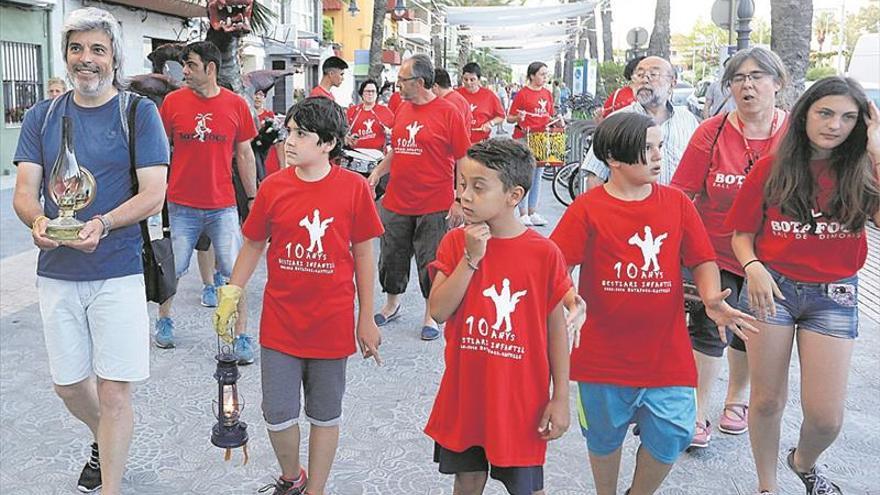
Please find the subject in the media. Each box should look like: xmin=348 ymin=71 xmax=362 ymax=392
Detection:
xmin=633 ymin=70 xmax=670 ymax=81
xmin=730 ymin=71 xmax=770 ymax=85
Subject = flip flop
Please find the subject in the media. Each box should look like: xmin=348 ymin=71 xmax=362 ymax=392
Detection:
xmin=373 ymin=305 xmax=401 ymax=327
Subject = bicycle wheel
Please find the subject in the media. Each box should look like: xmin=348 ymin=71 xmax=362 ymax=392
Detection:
xmin=552 ymin=162 xmax=578 ymax=206
xmin=567 ymin=165 xmax=586 ymax=203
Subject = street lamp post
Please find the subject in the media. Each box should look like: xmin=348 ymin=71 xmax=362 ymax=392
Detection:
xmin=736 ymin=0 xmax=755 ymax=50
xmin=348 ymin=0 xmax=360 ymax=17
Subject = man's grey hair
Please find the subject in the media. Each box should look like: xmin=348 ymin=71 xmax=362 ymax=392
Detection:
xmin=409 ymin=54 xmax=434 ymax=89
xmin=61 ymin=7 xmax=127 ymax=89
xmin=722 ymin=46 xmax=789 ymax=89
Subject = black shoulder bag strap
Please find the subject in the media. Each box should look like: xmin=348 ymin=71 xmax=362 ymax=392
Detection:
xmin=127 ymin=95 xmax=170 ymax=258
xmin=708 ymin=112 xmax=728 ymax=160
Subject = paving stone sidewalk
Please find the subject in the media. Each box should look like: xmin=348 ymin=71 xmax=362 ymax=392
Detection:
xmin=1 ymin=182 xmax=878 ymax=495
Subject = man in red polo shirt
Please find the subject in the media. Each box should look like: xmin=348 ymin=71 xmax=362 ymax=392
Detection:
xmin=310 ymin=56 xmax=347 ymax=101
xmin=367 ymin=54 xmax=471 ymax=341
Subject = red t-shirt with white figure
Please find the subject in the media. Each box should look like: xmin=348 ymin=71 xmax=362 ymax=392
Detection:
xmin=425 ymin=228 xmax=571 ymax=467
xmin=671 ymin=112 xmax=787 ymax=275
xmin=346 ymin=103 xmax=394 ymax=150
xmin=242 ymin=166 xmax=385 ymax=359
xmin=457 ymin=86 xmax=505 ymax=143
xmin=160 ymin=87 xmax=258 ymax=209
xmin=309 ymin=85 xmax=335 ymax=100
xmin=508 ymin=86 xmax=554 ymax=139
xmin=550 ymin=184 xmax=716 ymax=387
xmin=724 ymin=155 xmax=869 ymax=283
xmin=382 ymin=97 xmax=471 ymax=216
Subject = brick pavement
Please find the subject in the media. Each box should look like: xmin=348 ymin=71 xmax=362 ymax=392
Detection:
xmin=1 ymin=180 xmax=878 ymax=495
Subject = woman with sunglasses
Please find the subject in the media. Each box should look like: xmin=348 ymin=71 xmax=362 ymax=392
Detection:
xmin=671 ymin=46 xmax=789 ymax=450
xmin=727 ymin=77 xmax=880 ymax=495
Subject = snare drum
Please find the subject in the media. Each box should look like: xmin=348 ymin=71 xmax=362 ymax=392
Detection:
xmin=526 ymin=128 xmax=566 ymax=166
xmin=341 ymin=148 xmax=384 ymax=174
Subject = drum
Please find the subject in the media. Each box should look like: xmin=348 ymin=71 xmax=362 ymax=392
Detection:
xmin=341 ymin=148 xmax=384 ymax=174
xmin=526 ymin=128 xmax=566 ymax=166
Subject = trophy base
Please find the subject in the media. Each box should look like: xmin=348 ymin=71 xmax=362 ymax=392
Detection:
xmin=46 ymin=217 xmax=85 ymax=241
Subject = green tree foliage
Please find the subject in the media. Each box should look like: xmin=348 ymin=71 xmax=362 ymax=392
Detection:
xmin=466 ymin=49 xmax=512 ymax=83
xmin=596 ymin=60 xmax=625 ymax=101
xmin=323 ymin=16 xmax=334 ymax=42
xmin=844 ymin=4 xmax=880 ymax=63
xmin=806 ymin=65 xmax=837 ymax=80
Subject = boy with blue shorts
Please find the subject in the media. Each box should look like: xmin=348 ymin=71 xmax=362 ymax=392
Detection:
xmin=426 ymin=138 xmax=572 ymax=495
xmin=550 ymin=113 xmax=755 ymax=495
xmin=214 ymin=97 xmax=384 ymax=495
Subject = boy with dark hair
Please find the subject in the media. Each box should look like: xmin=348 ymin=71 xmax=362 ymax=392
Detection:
xmin=310 ymin=56 xmax=349 ymax=100
xmin=214 ymin=97 xmax=384 ymax=495
xmin=426 ymin=137 xmax=572 ymax=495
xmin=550 ymin=112 xmax=756 ymax=495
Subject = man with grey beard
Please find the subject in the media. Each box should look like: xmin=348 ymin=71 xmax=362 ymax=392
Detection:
xmin=583 ymin=56 xmax=699 ymax=188
xmin=12 ymin=7 xmax=169 ymax=494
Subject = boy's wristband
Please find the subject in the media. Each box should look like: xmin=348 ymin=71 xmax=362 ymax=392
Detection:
xmin=742 ymin=259 xmax=762 ymax=271
xmin=464 ymin=249 xmax=479 ymax=271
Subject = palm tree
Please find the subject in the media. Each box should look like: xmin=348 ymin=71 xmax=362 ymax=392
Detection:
xmin=368 ymin=0 xmax=388 ymax=81
xmin=771 ymin=0 xmax=813 ymax=109
xmin=814 ymin=11 xmax=836 ymax=52
xmin=585 ymin=11 xmax=598 ymax=60
xmin=647 ymin=0 xmax=670 ymax=59
xmin=601 ymin=0 xmax=613 ymax=62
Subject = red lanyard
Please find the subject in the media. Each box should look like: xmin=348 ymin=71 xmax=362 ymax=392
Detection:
xmin=736 ymin=109 xmax=780 ymax=173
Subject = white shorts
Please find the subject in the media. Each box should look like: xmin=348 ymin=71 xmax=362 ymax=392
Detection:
xmin=37 ymin=274 xmax=150 ymax=385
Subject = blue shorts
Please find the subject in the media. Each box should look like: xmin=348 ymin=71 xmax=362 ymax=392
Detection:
xmin=576 ymin=382 xmax=696 ymax=465
xmin=738 ymin=267 xmax=859 ymax=339
xmin=168 ymin=202 xmax=243 ymax=279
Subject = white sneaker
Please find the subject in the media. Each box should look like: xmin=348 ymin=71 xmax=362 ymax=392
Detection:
xmin=520 ymin=214 xmax=533 ymax=226
xmin=530 ymin=213 xmax=548 ymax=226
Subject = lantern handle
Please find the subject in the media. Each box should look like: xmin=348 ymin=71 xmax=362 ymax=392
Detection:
xmin=215 ymin=315 xmax=237 ymax=355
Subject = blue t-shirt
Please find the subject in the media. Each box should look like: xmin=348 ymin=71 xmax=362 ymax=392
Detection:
xmin=14 ymin=92 xmax=170 ymax=281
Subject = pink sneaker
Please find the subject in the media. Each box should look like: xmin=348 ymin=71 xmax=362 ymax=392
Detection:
xmin=690 ymin=420 xmax=711 ymax=448
xmin=718 ymin=403 xmax=749 ymax=435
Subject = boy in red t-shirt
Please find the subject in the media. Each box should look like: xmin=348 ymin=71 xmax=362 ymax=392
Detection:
xmin=426 ymin=138 xmax=572 ymax=495
xmin=213 ymin=97 xmax=384 ymax=495
xmin=550 ymin=113 xmax=756 ymax=495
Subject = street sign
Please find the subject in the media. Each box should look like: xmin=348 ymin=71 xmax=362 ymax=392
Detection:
xmin=712 ymin=0 xmax=733 ymax=30
xmin=626 ymin=27 xmax=649 ymax=49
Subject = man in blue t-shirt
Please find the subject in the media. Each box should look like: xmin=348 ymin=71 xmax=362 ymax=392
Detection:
xmin=12 ymin=8 xmax=169 ymax=495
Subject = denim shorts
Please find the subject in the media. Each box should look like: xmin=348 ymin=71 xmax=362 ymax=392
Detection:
xmin=576 ymin=382 xmax=695 ymax=465
xmin=168 ymin=202 xmax=243 ymax=279
xmin=738 ymin=267 xmax=859 ymax=339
